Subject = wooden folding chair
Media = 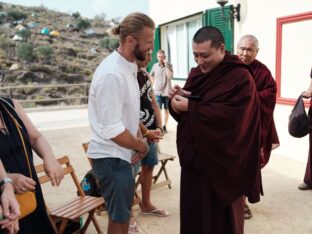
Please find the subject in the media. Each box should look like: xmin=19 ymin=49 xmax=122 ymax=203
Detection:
xmin=135 ymin=151 xmax=176 ymax=191
xmin=35 ymin=155 xmax=104 ymax=234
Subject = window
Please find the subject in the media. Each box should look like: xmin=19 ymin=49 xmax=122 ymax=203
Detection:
xmin=161 ymin=15 xmax=202 ymax=79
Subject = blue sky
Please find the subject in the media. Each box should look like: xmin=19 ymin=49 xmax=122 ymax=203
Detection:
xmin=1 ymin=0 xmax=149 ymax=19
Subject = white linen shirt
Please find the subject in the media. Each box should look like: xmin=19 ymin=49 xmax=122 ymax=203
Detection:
xmin=87 ymin=51 xmax=140 ymax=163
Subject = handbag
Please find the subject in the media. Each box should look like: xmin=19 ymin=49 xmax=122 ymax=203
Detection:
xmin=288 ymin=95 xmax=312 ymax=138
xmin=15 ymin=191 xmax=37 ymax=219
xmin=3 ymin=105 xmax=37 ymax=219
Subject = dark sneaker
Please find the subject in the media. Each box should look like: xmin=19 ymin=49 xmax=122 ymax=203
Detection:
xmin=163 ymin=125 xmax=167 ymax=133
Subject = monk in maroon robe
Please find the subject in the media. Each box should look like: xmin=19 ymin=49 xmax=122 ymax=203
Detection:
xmin=237 ymin=34 xmax=279 ymax=168
xmin=169 ymin=26 xmax=261 ymax=234
xmin=237 ymin=34 xmax=279 ymax=219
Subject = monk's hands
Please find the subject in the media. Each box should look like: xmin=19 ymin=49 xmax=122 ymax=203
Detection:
xmin=171 ymin=95 xmax=189 ymax=114
xmin=168 ymin=85 xmax=191 ymax=99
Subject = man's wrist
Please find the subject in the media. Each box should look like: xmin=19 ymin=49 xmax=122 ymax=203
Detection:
xmin=156 ymin=127 xmax=163 ymax=133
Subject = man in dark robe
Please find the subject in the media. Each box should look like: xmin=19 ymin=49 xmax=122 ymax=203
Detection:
xmin=237 ymin=34 xmax=280 ymax=169
xmin=168 ymin=26 xmax=261 ymax=234
xmin=237 ymin=35 xmax=280 ymax=219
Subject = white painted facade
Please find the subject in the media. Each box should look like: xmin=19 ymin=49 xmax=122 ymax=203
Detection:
xmin=148 ymin=1 xmax=312 ymax=164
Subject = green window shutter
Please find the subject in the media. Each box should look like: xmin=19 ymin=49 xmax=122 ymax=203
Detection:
xmin=147 ymin=26 xmax=160 ymax=72
xmin=202 ymin=6 xmax=234 ymax=53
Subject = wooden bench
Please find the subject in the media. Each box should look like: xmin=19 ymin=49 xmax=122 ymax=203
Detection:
xmin=35 ymin=155 xmax=104 ymax=234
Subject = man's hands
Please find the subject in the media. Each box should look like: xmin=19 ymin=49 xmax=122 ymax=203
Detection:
xmin=146 ymin=129 xmax=163 ymax=143
xmin=131 ymin=139 xmax=149 ymax=165
xmin=168 ymin=85 xmax=191 ymax=99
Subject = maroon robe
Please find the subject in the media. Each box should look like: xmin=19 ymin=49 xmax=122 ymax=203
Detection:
xmin=249 ymin=59 xmax=280 ymax=168
xmin=170 ymin=53 xmax=261 ymax=234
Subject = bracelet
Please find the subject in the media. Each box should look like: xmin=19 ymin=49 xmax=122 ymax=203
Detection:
xmin=0 ymin=177 xmax=13 ymax=189
xmin=156 ymin=127 xmax=163 ymax=132
xmin=143 ymin=130 xmax=150 ymax=137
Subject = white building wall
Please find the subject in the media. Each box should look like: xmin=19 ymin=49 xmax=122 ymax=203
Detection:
xmin=149 ymin=1 xmax=312 ymax=163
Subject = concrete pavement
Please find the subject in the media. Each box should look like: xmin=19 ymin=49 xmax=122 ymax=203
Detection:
xmin=29 ymin=106 xmax=312 ymax=234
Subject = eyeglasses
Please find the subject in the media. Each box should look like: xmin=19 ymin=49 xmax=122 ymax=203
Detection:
xmin=238 ymin=47 xmax=257 ymax=53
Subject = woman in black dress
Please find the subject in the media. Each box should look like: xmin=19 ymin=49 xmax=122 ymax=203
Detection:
xmin=299 ymin=67 xmax=312 ymax=190
xmin=0 ymin=97 xmax=64 ymax=233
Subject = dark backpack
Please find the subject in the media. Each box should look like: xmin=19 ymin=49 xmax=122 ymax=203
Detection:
xmin=78 ymin=169 xmax=101 ymax=197
xmin=288 ymin=95 xmax=312 ymax=138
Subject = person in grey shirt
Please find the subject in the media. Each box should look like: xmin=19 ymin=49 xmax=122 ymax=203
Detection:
xmin=150 ymin=50 xmax=173 ymax=133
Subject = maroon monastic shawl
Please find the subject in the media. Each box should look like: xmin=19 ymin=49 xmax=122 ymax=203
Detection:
xmin=170 ymin=53 xmax=261 ymax=205
xmin=249 ymin=59 xmax=280 ymax=168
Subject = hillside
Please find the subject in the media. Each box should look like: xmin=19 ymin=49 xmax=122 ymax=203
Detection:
xmin=0 ymin=2 xmax=119 ymax=106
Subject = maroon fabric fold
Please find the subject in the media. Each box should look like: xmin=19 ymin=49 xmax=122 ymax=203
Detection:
xmin=171 ymin=53 xmax=261 ymax=205
xmin=249 ymin=59 xmax=280 ymax=168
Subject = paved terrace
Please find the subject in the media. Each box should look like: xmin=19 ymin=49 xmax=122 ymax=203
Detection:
xmin=28 ymin=106 xmax=312 ymax=234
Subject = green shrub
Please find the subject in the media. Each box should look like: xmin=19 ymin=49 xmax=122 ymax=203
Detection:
xmin=16 ymin=43 xmax=34 ymax=62
xmin=0 ymin=34 xmax=9 ymax=49
xmin=36 ymin=45 xmax=54 ymax=61
xmin=99 ymin=37 xmax=119 ymax=51
xmin=7 ymin=10 xmax=27 ymax=21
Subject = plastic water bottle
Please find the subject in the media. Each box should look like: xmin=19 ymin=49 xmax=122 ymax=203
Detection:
xmin=81 ymin=178 xmax=90 ymax=192
xmin=80 ymin=216 xmax=83 ymax=228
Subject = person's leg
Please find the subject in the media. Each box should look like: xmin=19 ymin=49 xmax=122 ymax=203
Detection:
xmin=163 ymin=97 xmax=169 ymax=133
xmin=91 ymin=158 xmax=134 ymax=234
xmin=108 ymin=218 xmax=129 ymax=234
xmin=156 ymin=95 xmax=164 ymax=130
xmin=140 ymin=143 xmax=157 ymax=211
xmin=140 ymin=143 xmax=168 ymax=216
xmin=140 ymin=165 xmax=155 ymax=211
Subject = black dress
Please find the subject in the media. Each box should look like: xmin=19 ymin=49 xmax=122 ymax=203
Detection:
xmin=0 ymin=98 xmax=54 ymax=234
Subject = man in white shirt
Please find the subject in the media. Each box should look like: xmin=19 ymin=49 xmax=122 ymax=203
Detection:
xmin=87 ymin=12 xmax=154 ymax=234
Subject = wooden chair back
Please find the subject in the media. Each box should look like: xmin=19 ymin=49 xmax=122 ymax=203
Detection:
xmin=35 ymin=155 xmax=104 ymax=234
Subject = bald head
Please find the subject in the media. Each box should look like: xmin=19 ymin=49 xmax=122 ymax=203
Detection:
xmin=237 ymin=34 xmax=259 ymax=65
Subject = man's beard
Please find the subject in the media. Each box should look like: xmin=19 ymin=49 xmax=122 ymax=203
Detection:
xmin=133 ymin=44 xmax=147 ymax=62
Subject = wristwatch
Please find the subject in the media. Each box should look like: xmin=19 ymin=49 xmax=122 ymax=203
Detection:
xmin=0 ymin=177 xmax=13 ymax=188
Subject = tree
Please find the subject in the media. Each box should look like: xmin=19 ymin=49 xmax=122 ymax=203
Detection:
xmin=75 ymin=18 xmax=91 ymax=30
xmin=93 ymin=13 xmax=106 ymax=26
xmin=72 ymin=12 xmax=81 ymax=19
xmin=16 ymin=43 xmax=34 ymax=62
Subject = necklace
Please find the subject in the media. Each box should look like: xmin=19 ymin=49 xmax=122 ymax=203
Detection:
xmin=0 ymin=110 xmax=8 ymax=135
